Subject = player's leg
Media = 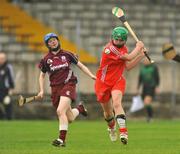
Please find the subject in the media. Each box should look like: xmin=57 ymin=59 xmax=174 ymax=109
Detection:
xmin=62 ymin=81 xmax=87 ymax=122
xmin=66 ymin=107 xmax=77 ymax=123
xmin=0 ymin=93 xmax=7 ymax=119
xmin=66 ymin=101 xmax=88 ymax=123
xmin=4 ymin=103 xmax=13 ymax=120
xmin=95 ymin=80 xmax=117 ymax=141
xmin=142 ymin=87 xmax=154 ymax=122
xmin=52 ymin=96 xmax=71 ymax=147
xmin=64 ymin=81 xmax=88 ymax=118
xmin=111 ymin=90 xmax=128 ymax=144
xmin=111 ymin=77 xmax=128 ymax=144
xmin=100 ymin=101 xmax=117 ymax=142
xmin=144 ymin=95 xmax=153 ymax=122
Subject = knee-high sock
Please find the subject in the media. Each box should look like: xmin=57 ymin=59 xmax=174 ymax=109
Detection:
xmin=116 ymin=114 xmax=126 ymax=129
xmin=105 ymin=117 xmax=115 ymax=129
xmin=146 ymin=105 xmax=153 ymax=118
xmin=59 ymin=124 xmax=68 ymax=142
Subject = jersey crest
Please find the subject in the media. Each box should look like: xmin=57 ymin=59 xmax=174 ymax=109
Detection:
xmin=61 ymin=56 xmax=66 ymax=62
xmin=104 ymin=48 xmax=110 ymax=54
xmin=47 ymin=59 xmax=53 ymax=64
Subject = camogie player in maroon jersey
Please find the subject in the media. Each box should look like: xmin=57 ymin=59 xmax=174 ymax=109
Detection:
xmin=37 ymin=33 xmax=96 ymax=147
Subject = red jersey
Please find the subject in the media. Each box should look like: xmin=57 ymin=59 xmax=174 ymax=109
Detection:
xmin=96 ymin=41 xmax=128 ymax=86
xmin=38 ymin=49 xmax=78 ymax=86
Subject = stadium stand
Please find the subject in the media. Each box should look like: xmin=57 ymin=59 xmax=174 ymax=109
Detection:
xmin=18 ymin=0 xmax=180 ymax=61
xmin=0 ymin=0 xmax=97 ymax=63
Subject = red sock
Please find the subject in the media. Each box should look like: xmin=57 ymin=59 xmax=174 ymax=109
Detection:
xmin=59 ymin=130 xmax=67 ymax=142
xmin=76 ymin=105 xmax=84 ymax=113
xmin=108 ymin=119 xmax=115 ymax=129
xmin=119 ymin=127 xmax=127 ymax=133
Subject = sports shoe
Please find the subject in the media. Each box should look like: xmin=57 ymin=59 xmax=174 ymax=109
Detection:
xmin=119 ymin=128 xmax=128 ymax=145
xmin=52 ymin=139 xmax=66 ymax=147
xmin=77 ymin=102 xmax=88 ymax=117
xmin=107 ymin=128 xmax=117 ymax=142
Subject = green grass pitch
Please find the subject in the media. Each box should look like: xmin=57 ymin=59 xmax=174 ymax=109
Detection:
xmin=0 ymin=120 xmax=180 ymax=154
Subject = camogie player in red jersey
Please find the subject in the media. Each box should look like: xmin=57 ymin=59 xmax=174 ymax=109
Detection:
xmin=95 ymin=27 xmax=145 ymax=144
xmin=37 ymin=33 xmax=96 ymax=147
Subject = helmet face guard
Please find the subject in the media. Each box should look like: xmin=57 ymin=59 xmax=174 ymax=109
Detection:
xmin=112 ymin=27 xmax=128 ymax=41
xmin=44 ymin=33 xmax=60 ymax=51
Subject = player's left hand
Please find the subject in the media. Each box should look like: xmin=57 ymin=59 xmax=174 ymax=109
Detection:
xmin=141 ymin=48 xmax=146 ymax=56
xmin=91 ymin=75 xmax=97 ymax=80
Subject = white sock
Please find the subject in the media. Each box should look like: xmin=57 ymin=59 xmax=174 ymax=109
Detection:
xmin=116 ymin=118 xmax=126 ymax=128
xmin=59 ymin=124 xmax=68 ymax=131
xmin=72 ymin=108 xmax=79 ymax=118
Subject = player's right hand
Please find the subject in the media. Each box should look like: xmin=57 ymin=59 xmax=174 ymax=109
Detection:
xmin=37 ymin=91 xmax=44 ymax=99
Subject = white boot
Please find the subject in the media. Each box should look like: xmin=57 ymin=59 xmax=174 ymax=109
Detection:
xmin=107 ymin=127 xmax=117 ymax=142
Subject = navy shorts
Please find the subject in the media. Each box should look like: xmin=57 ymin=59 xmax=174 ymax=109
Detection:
xmin=142 ymin=86 xmax=155 ymax=99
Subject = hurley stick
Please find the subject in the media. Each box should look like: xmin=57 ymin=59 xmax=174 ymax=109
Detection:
xmin=112 ymin=7 xmax=154 ymax=63
xmin=162 ymin=43 xmax=180 ymax=63
xmin=18 ymin=95 xmax=41 ymax=107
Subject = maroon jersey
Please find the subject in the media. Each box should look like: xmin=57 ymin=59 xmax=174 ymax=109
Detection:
xmin=38 ymin=49 xmax=78 ymax=86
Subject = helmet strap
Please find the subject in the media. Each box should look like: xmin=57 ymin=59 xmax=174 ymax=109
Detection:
xmin=112 ymin=40 xmax=125 ymax=48
xmin=48 ymin=43 xmax=61 ymax=52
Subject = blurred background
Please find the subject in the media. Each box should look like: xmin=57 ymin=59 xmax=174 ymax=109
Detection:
xmin=0 ymin=0 xmax=180 ymax=120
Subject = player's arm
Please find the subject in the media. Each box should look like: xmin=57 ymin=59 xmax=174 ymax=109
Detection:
xmin=121 ymin=41 xmax=144 ymax=61
xmin=125 ymin=49 xmax=145 ymax=71
xmin=37 ymin=58 xmax=48 ymax=99
xmin=37 ymin=71 xmax=46 ymax=99
xmin=77 ymin=61 xmax=96 ymax=80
